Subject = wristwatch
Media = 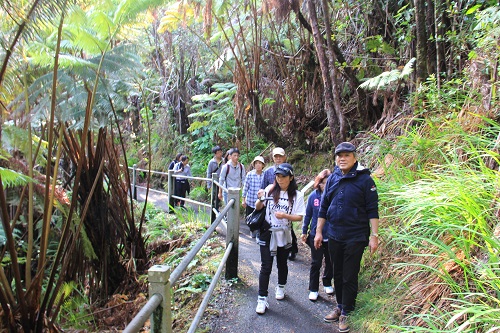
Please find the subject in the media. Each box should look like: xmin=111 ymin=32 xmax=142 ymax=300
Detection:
xmin=259 ymin=196 xmax=266 ymax=202
xmin=371 ymin=233 xmax=379 ymax=238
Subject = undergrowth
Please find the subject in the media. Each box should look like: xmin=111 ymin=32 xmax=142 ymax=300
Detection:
xmin=358 ymin=112 xmax=500 ymax=332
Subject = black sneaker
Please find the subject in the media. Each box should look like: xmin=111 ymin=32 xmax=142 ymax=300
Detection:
xmin=288 ymin=252 xmax=296 ymax=260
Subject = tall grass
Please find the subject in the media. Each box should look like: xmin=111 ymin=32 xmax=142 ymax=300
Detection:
xmin=372 ymin=115 xmax=500 ymax=332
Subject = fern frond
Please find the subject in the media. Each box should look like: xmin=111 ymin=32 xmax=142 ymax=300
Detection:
xmin=400 ymin=58 xmax=416 ymax=78
xmin=0 ymin=167 xmax=33 ymax=188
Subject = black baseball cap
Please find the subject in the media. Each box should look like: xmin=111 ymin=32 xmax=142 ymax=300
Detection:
xmin=274 ymin=163 xmax=294 ymax=176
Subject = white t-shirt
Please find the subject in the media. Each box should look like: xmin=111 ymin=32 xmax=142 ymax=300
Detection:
xmin=264 ymin=185 xmax=306 ymax=229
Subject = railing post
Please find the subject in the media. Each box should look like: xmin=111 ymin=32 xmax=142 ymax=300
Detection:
xmin=149 ymin=265 xmax=172 ymax=333
xmin=168 ymin=169 xmax=175 ymax=213
xmin=132 ymin=164 xmax=137 ymax=200
xmin=225 ymin=187 xmax=240 ymax=280
xmin=210 ymin=173 xmax=219 ymax=224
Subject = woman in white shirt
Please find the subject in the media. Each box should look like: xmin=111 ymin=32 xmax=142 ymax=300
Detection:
xmin=253 ymin=163 xmax=306 ymax=314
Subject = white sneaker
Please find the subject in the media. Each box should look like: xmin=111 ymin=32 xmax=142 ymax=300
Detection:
xmin=308 ymin=291 xmax=319 ymax=301
xmin=255 ymin=296 xmax=268 ymax=314
xmin=324 ymin=286 xmax=335 ymax=295
xmin=275 ymin=285 xmax=285 ymax=300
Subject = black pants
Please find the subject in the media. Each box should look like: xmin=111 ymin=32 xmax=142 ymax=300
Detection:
xmin=175 ymin=180 xmax=188 ymax=207
xmin=307 ymin=235 xmax=333 ymax=292
xmin=210 ymin=185 xmax=221 ymax=222
xmin=328 ymin=239 xmax=366 ymax=315
xmin=258 ymin=243 xmax=290 ymax=297
xmin=291 ymin=228 xmax=298 ymax=254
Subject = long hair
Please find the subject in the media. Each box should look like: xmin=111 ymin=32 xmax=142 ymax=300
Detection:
xmin=313 ymin=169 xmax=332 ymax=192
xmin=269 ymin=176 xmax=299 ymax=205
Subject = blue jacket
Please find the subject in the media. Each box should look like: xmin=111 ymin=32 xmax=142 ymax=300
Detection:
xmin=302 ymin=189 xmax=322 ymax=237
xmin=318 ymin=162 xmax=379 ymax=243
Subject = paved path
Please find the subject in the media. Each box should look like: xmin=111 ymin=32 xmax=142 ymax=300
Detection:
xmin=207 ymin=219 xmax=338 ymax=333
xmin=134 ymin=187 xmax=339 ymax=333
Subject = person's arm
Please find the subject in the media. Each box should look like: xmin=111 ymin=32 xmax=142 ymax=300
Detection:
xmin=369 ymin=218 xmax=379 ymax=254
xmin=365 ymin=176 xmax=380 ymax=254
xmin=206 ymin=161 xmax=214 ymax=188
xmin=241 ymin=174 xmax=250 ymax=208
xmin=314 ymin=217 xmax=326 ymax=249
xmin=301 ymin=194 xmax=314 ymax=243
xmin=218 ymin=165 xmax=226 ymax=199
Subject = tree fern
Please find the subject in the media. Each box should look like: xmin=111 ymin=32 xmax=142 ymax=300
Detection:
xmin=359 ymin=57 xmax=416 ymax=91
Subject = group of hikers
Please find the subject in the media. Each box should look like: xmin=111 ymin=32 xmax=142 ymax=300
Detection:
xmin=168 ymin=143 xmax=380 ymax=333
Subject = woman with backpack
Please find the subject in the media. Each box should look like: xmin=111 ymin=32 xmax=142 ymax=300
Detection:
xmin=254 ymin=163 xmax=306 ymax=314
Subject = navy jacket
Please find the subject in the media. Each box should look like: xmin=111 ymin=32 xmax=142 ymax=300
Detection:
xmin=318 ymin=162 xmax=379 ymax=243
xmin=302 ymin=189 xmax=322 ymax=237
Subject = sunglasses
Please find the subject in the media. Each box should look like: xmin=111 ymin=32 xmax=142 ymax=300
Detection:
xmin=276 ymin=165 xmax=293 ymax=176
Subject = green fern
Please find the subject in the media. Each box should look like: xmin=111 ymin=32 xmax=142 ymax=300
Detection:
xmin=0 ymin=167 xmax=33 ymax=188
xmin=359 ymin=57 xmax=416 ymax=91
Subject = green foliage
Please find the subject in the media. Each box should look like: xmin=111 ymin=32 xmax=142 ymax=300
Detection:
xmin=359 ymin=58 xmax=415 ymax=91
xmin=370 ymin=114 xmax=500 ymax=332
xmin=188 ymin=82 xmax=238 ymax=175
xmin=0 ymin=167 xmax=32 ymax=188
xmin=58 ymin=282 xmax=95 ymax=330
xmin=189 ymin=186 xmax=209 ymax=203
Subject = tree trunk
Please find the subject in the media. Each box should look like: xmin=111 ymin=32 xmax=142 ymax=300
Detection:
xmin=307 ymin=0 xmax=340 ymax=143
xmin=319 ymin=0 xmax=346 ymax=142
xmin=414 ymin=0 xmax=428 ymax=84
xmin=248 ymin=90 xmax=287 ymax=147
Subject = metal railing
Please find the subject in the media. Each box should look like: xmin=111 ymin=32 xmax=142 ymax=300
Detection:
xmin=124 ymin=166 xmax=240 ymax=333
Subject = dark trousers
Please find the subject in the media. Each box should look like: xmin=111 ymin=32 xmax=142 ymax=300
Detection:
xmin=258 ymin=244 xmax=290 ymax=297
xmin=328 ymin=239 xmax=366 ymax=314
xmin=291 ymin=228 xmax=298 ymax=254
xmin=210 ymin=185 xmax=221 ymax=223
xmin=307 ymin=235 xmax=333 ymax=292
xmin=175 ymin=180 xmax=187 ymax=207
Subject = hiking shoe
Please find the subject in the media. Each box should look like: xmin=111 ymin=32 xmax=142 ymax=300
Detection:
xmin=324 ymin=286 xmax=335 ymax=295
xmin=338 ymin=315 xmax=350 ymax=332
xmin=308 ymin=291 xmax=318 ymax=301
xmin=324 ymin=307 xmax=341 ymax=323
xmin=275 ymin=285 xmax=285 ymax=300
xmin=255 ymin=296 xmax=268 ymax=314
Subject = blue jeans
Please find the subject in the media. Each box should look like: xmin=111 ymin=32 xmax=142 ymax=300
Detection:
xmin=328 ymin=239 xmax=366 ymax=315
xmin=258 ymin=243 xmax=290 ymax=297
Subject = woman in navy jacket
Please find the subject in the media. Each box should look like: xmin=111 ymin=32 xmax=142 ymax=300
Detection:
xmin=314 ymin=142 xmax=379 ymax=333
xmin=301 ymin=169 xmax=334 ymax=301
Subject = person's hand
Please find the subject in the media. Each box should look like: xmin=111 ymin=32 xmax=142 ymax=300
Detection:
xmin=274 ymin=211 xmax=286 ymax=219
xmin=242 ymin=199 xmax=247 ymax=208
xmin=218 ymin=192 xmax=222 ymax=200
xmin=257 ymin=189 xmax=265 ymax=198
xmin=369 ymin=235 xmax=379 ymax=254
xmin=314 ymin=233 xmax=323 ymax=249
xmin=301 ymin=234 xmax=307 ymax=243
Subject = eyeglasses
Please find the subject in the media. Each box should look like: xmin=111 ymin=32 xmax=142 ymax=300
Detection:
xmin=277 ymin=165 xmax=293 ymax=176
